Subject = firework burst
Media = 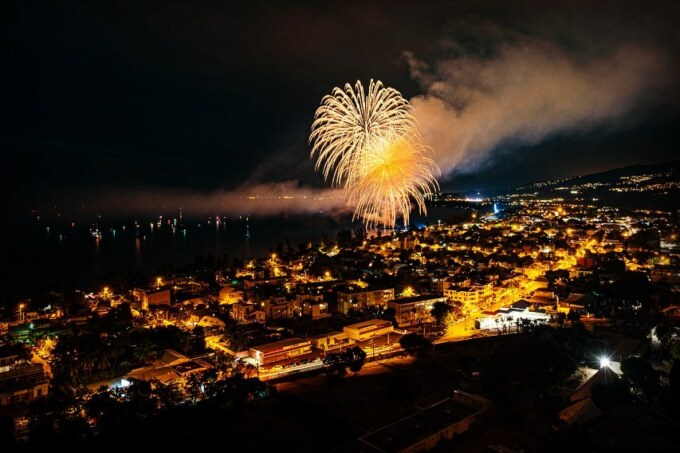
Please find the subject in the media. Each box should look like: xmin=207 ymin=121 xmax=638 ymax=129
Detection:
xmin=347 ymin=135 xmax=439 ymax=229
xmin=310 ymin=79 xmax=415 ymax=187
xmin=310 ymin=80 xmax=439 ymax=229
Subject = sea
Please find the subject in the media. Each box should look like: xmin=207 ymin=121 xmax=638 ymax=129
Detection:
xmin=1 ymin=206 xmax=469 ymax=304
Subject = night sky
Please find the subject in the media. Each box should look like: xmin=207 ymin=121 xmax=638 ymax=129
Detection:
xmin=4 ymin=1 xmax=679 ymax=216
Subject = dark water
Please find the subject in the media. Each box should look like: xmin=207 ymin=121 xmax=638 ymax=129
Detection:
xmin=1 ymin=206 xmax=470 ymax=303
xmin=2 ymin=214 xmax=350 ymax=301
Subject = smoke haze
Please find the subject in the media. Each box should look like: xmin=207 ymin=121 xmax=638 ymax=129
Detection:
xmin=407 ymin=40 xmax=670 ymax=178
xmin=45 ymin=182 xmax=349 ymax=220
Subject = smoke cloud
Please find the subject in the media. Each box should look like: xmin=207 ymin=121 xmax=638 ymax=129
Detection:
xmin=406 ymin=39 xmax=670 ymax=178
xmin=58 ymin=181 xmax=349 ymax=219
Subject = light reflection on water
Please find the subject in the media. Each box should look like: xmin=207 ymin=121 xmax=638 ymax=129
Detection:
xmin=5 ymin=215 xmax=347 ymax=299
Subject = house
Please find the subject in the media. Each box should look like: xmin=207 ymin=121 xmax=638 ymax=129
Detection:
xmin=343 ymin=319 xmax=393 ymax=341
xmin=125 ymin=349 xmax=212 ymax=385
xmin=311 ymin=331 xmax=354 ymax=352
xmin=337 ymin=287 xmax=395 ymax=314
xmin=249 ymin=338 xmax=312 ymax=366
xmin=388 ymin=294 xmax=448 ymax=327
xmin=474 ymin=301 xmax=550 ymax=330
xmin=263 ymin=296 xmax=295 ymax=319
xmin=243 ymin=276 xmax=291 ymax=290
xmin=132 ymin=288 xmax=171 ymax=310
xmin=651 ymin=265 xmax=680 ymax=284
xmin=231 ymin=302 xmax=266 ymax=324
xmin=300 ymin=298 xmax=330 ymax=319
xmin=219 ymin=286 xmax=243 ymax=305
xmin=0 ymin=347 xmax=48 ymax=406
xmin=557 ymin=293 xmax=591 ymax=314
xmin=445 ymin=283 xmax=493 ymax=306
xmin=528 ymin=289 xmax=554 ymax=306
xmin=353 ymin=396 xmax=488 ymax=453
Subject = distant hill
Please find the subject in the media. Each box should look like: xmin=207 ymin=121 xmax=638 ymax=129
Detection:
xmin=513 ymin=161 xmax=679 ymax=210
xmin=518 ymin=161 xmax=679 ymax=190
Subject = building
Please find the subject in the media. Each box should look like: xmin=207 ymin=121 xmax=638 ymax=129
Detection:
xmin=249 ymin=338 xmax=312 ymax=366
xmin=123 ymin=349 xmax=212 ymax=385
xmin=231 ymin=302 xmax=266 ymax=324
xmin=263 ymin=296 xmax=295 ymax=320
xmin=337 ymin=288 xmax=395 ymax=314
xmin=355 ymin=397 xmax=487 ymax=452
xmin=132 ymin=288 xmax=171 ymax=310
xmin=452 ymin=389 xmax=492 ymax=410
xmin=343 ymin=319 xmax=394 ymax=341
xmin=295 ymin=292 xmax=324 ymax=305
xmin=219 ymin=286 xmax=244 ymax=305
xmin=475 ymin=301 xmax=550 ymax=330
xmin=0 ymin=348 xmax=48 ymax=406
xmin=296 ymin=280 xmax=343 ymax=298
xmin=311 ymin=331 xmax=355 ymax=352
xmin=557 ymin=293 xmax=591 ymax=314
xmin=528 ymin=289 xmax=555 ymax=306
xmin=388 ymin=294 xmax=448 ymax=327
xmin=651 ymin=265 xmax=680 ymax=284
xmin=243 ymin=276 xmax=291 ymax=290
xmin=300 ymin=298 xmax=330 ymax=320
xmin=445 ymin=282 xmax=493 ymax=306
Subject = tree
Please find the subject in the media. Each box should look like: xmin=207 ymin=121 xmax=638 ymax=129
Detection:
xmin=591 ymin=373 xmax=628 ymax=410
xmin=621 ymin=356 xmax=659 ymax=396
xmin=399 ymin=333 xmax=432 ymax=357
xmin=345 ymin=347 xmax=367 ymax=374
xmin=567 ymin=310 xmax=581 ymax=326
xmin=430 ymin=302 xmax=453 ymax=328
xmin=323 ymin=352 xmax=348 ymax=382
xmin=133 ymin=338 xmax=157 ymax=365
xmin=190 ymin=326 xmax=206 ymax=354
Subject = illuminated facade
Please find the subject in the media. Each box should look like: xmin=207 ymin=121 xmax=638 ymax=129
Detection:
xmin=388 ymin=294 xmax=448 ymax=327
xmin=337 ymin=288 xmax=395 ymax=314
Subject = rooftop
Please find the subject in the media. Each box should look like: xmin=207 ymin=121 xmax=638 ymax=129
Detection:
xmin=250 ymin=337 xmax=310 ymax=354
xmin=389 ymin=294 xmax=446 ymax=304
xmin=360 ymin=398 xmax=478 ymax=452
xmin=344 ymin=319 xmax=392 ymax=330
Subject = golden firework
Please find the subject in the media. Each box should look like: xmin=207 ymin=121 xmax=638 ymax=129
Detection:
xmin=348 ymin=136 xmax=439 ymax=229
xmin=310 ymin=80 xmax=439 ymax=229
xmin=310 ymin=79 xmax=415 ymax=187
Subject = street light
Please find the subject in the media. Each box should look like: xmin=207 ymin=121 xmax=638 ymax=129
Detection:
xmin=599 ymin=357 xmax=610 ymax=369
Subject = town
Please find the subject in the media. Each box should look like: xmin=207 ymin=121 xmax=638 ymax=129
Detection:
xmin=2 ymin=168 xmax=679 ymax=451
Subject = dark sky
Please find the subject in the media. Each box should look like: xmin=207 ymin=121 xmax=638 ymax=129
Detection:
xmin=4 ymin=0 xmax=679 ymax=215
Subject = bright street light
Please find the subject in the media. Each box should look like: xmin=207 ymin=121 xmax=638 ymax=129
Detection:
xmin=599 ymin=357 xmax=610 ymax=369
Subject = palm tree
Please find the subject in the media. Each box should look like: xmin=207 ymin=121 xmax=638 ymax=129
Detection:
xmin=133 ymin=339 xmax=157 ymax=365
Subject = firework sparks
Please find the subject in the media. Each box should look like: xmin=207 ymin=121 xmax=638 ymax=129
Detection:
xmin=348 ymin=135 xmax=439 ymax=229
xmin=310 ymin=80 xmax=439 ymax=229
xmin=310 ymin=79 xmax=416 ymax=187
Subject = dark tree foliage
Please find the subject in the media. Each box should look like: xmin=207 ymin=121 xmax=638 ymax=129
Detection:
xmin=430 ymin=302 xmax=453 ymax=327
xmin=323 ymin=346 xmax=368 ymax=382
xmin=591 ymin=374 xmax=628 ymax=410
xmin=399 ymin=333 xmax=433 ymax=357
xmin=27 ymin=374 xmax=268 ymax=447
xmin=621 ymin=356 xmax=659 ymax=396
xmin=481 ymin=327 xmax=575 ymax=406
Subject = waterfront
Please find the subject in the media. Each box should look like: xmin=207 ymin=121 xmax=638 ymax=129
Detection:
xmin=2 ymin=214 xmax=348 ymax=301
